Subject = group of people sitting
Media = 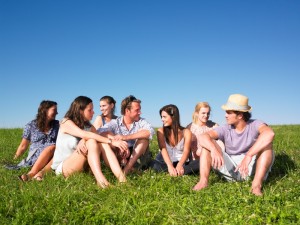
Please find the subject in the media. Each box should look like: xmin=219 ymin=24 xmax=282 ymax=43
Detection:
xmin=11 ymin=94 xmax=275 ymax=196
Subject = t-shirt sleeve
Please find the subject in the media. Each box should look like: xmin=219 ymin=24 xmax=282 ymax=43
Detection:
xmin=22 ymin=121 xmax=32 ymax=141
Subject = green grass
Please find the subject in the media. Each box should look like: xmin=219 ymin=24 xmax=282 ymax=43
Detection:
xmin=0 ymin=125 xmax=299 ymax=224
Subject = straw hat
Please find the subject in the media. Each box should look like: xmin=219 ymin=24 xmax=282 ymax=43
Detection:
xmin=221 ymin=94 xmax=252 ymax=112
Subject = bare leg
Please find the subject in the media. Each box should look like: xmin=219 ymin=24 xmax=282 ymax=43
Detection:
xmin=251 ymin=146 xmax=274 ymax=196
xmin=32 ymin=158 xmax=54 ymax=181
xmin=123 ymin=139 xmax=149 ymax=175
xmin=99 ymin=143 xmax=126 ymax=183
xmin=63 ymin=139 xmax=109 ymax=188
xmin=85 ymin=139 xmax=110 ymax=188
xmin=192 ymin=148 xmax=212 ymax=191
xmin=19 ymin=145 xmax=55 ymax=181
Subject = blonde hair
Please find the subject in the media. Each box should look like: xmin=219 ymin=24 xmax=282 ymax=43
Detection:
xmin=192 ymin=102 xmax=211 ymax=124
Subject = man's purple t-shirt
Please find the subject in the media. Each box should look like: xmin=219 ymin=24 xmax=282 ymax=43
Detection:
xmin=214 ymin=119 xmax=264 ymax=155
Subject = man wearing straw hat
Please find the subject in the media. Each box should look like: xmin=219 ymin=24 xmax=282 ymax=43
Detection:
xmin=192 ymin=94 xmax=275 ymax=196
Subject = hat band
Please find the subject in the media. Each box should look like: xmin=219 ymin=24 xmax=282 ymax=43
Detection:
xmin=225 ymin=101 xmax=250 ymax=110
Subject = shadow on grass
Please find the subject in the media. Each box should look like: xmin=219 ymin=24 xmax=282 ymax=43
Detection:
xmin=267 ymin=151 xmax=297 ymax=183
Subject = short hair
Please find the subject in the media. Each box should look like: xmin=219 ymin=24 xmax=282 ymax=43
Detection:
xmin=120 ymin=95 xmax=141 ymax=115
xmin=233 ymin=111 xmax=252 ymax=122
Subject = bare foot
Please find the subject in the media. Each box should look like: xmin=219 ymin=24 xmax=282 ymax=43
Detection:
xmin=192 ymin=181 xmax=208 ymax=191
xmin=118 ymin=172 xmax=127 ymax=183
xmin=33 ymin=171 xmax=44 ymax=181
xmin=97 ymin=181 xmax=110 ymax=189
xmin=251 ymin=186 xmax=263 ymax=196
xmin=18 ymin=174 xmax=31 ymax=182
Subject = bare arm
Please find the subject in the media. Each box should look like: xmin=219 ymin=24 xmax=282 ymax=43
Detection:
xmin=246 ymin=124 xmax=275 ymax=157
xmin=60 ymin=119 xmax=111 ymax=144
xmin=177 ymin=129 xmax=191 ymax=166
xmin=157 ymin=128 xmax=177 ymax=176
xmin=235 ymin=124 xmax=275 ymax=178
xmin=176 ymin=129 xmax=192 ymax=176
xmin=115 ymin=129 xmax=150 ymax=141
xmin=14 ymin=138 xmax=30 ymax=159
xmin=92 ymin=115 xmax=103 ymax=130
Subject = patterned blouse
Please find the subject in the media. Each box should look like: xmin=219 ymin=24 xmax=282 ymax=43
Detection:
xmin=98 ymin=116 xmax=155 ymax=148
xmin=189 ymin=120 xmax=217 ymax=160
xmin=22 ymin=119 xmax=59 ymax=166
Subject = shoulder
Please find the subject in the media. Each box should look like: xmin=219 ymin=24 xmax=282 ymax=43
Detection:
xmin=60 ymin=118 xmax=73 ymax=126
xmin=94 ymin=115 xmax=102 ymax=121
xmin=93 ymin=115 xmax=103 ymax=128
xmin=25 ymin=120 xmax=37 ymax=129
xmin=157 ymin=127 xmax=164 ymax=136
xmin=157 ymin=127 xmax=163 ymax=132
xmin=136 ymin=117 xmax=153 ymax=127
xmin=183 ymin=128 xmax=192 ymax=136
xmin=247 ymin=119 xmax=265 ymax=129
xmin=186 ymin=122 xmax=192 ymax=129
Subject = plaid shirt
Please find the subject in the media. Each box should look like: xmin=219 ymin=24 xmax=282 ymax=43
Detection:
xmin=97 ymin=116 xmax=154 ymax=147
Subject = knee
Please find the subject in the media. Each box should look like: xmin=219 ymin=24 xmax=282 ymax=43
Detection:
xmin=85 ymin=139 xmax=98 ymax=148
xmin=152 ymin=162 xmax=164 ymax=172
xmin=136 ymin=138 xmax=149 ymax=145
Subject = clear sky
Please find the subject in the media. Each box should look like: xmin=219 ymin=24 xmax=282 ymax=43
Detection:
xmin=1 ymin=0 xmax=299 ymax=128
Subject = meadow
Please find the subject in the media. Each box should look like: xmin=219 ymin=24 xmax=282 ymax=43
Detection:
xmin=0 ymin=125 xmax=299 ymax=224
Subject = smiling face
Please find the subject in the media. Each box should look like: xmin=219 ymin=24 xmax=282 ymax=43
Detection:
xmin=126 ymin=101 xmax=141 ymax=122
xmin=197 ymin=106 xmax=210 ymax=125
xmin=100 ymin=100 xmax=114 ymax=117
xmin=161 ymin=110 xmax=172 ymax=127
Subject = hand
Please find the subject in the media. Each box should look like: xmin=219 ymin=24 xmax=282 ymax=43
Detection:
xmin=112 ymin=140 xmax=128 ymax=152
xmin=175 ymin=164 xmax=184 ymax=176
xmin=114 ymin=134 xmax=124 ymax=141
xmin=210 ymin=148 xmax=224 ymax=169
xmin=168 ymin=165 xmax=178 ymax=177
xmin=76 ymin=139 xmax=88 ymax=156
xmin=235 ymin=154 xmax=252 ymax=179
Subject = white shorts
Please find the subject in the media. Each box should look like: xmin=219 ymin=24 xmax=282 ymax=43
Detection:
xmin=216 ymin=150 xmax=275 ymax=181
xmin=54 ymin=161 xmax=64 ymax=175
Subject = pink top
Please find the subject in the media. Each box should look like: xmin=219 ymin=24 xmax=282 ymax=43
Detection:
xmin=189 ymin=120 xmax=217 ymax=160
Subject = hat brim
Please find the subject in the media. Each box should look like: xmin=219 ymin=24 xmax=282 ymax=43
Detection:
xmin=221 ymin=105 xmax=252 ymax=112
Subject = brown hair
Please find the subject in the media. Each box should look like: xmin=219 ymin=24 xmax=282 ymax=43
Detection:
xmin=64 ymin=96 xmax=92 ymax=129
xmin=36 ymin=100 xmax=57 ymax=132
xmin=120 ymin=95 xmax=141 ymax=115
xmin=160 ymin=104 xmax=184 ymax=146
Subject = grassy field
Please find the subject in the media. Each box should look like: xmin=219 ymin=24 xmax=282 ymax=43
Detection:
xmin=0 ymin=125 xmax=299 ymax=224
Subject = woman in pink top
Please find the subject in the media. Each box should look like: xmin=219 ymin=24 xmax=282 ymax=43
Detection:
xmin=187 ymin=102 xmax=224 ymax=160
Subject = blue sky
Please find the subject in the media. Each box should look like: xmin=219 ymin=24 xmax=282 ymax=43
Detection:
xmin=1 ymin=0 xmax=299 ymax=128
